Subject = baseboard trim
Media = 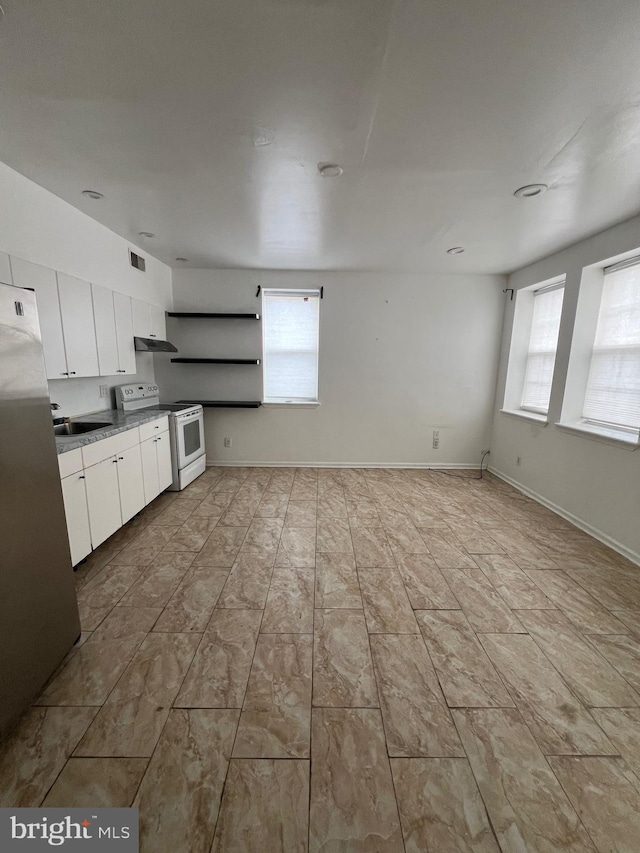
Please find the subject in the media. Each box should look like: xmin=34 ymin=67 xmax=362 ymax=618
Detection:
xmin=488 ymin=466 xmax=640 ymax=568
xmin=206 ymin=459 xmax=482 ymax=470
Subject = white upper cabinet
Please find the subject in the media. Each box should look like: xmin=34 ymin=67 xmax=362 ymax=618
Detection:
xmin=11 ymin=257 xmax=68 ymax=379
xmin=57 ymin=272 xmax=100 ymax=377
xmin=0 ymin=252 xmax=12 ymax=285
xmin=132 ymin=298 xmax=166 ymax=340
xmin=113 ymin=291 xmax=136 ymax=374
xmin=92 ymin=283 xmax=120 ymax=376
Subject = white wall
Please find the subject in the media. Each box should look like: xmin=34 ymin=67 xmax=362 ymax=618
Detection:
xmin=0 ymin=161 xmax=173 ymax=416
xmin=158 ymin=269 xmax=505 ymax=466
xmin=490 ymin=213 xmax=640 ymax=563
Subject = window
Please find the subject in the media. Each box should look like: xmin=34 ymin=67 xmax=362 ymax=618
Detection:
xmin=262 ymin=289 xmax=320 ymax=403
xmin=521 ymin=284 xmax=564 ymax=414
xmin=582 ymin=260 xmax=640 ymax=438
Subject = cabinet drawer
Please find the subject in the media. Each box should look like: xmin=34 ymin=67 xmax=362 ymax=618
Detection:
xmin=58 ymin=447 xmax=84 ymax=478
xmin=81 ymin=426 xmax=141 ymax=468
xmin=139 ymin=416 xmax=169 ymax=442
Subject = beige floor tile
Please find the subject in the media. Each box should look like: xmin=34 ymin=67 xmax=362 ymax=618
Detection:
xmin=43 ymin=757 xmax=148 ymax=807
xmin=216 ymin=552 xmax=275 ymax=609
xmin=290 ymin=481 xmax=318 ymax=501
xmin=275 ymin=527 xmax=316 ymax=567
xmin=36 ymin=606 xmax=161 ymax=706
xmin=175 ymin=609 xmax=261 ymax=708
xmin=487 ymin=527 xmax=559 ymax=571
xmin=211 ymin=759 xmax=309 ymax=853
xmin=591 ymin=709 xmax=640 ymax=776
xmin=445 ymin=521 xmax=505 ymax=555
xmin=474 ymin=554 xmax=555 ymax=609
xmin=190 ymin=491 xmax=233 ymax=517
xmin=193 ymin=525 xmax=248 ymax=566
xmin=119 ymin=552 xmax=195 ymax=608
xmin=313 ymin=609 xmax=378 ymax=708
xmin=391 ymin=757 xmax=500 ymax=852
xmin=76 ymin=565 xmax=143 ymax=630
xmin=566 ymin=568 xmax=640 ymax=611
xmin=108 ymin=525 xmax=181 ymax=567
xmin=419 ymin=529 xmax=476 ymax=569
xmin=316 ymin=518 xmax=354 ymax=553
xmin=454 ymin=708 xmax=596 ymax=852
xmin=443 ymin=568 xmax=524 ymax=633
xmin=525 ymin=570 xmax=629 ymax=634
xmin=234 ymin=634 xmax=312 ymax=758
xmin=416 ymin=610 xmax=514 ymax=708
xmin=0 ymin=707 xmax=98 ymax=807
xmin=394 ymin=553 xmax=459 ymax=609
xmin=380 ymin=510 xmax=429 ymax=555
xmin=480 ymin=633 xmax=615 ymax=755
xmin=317 ymin=493 xmax=348 ymax=518
xmin=241 ymin=516 xmax=284 ymax=553
xmin=370 ymin=634 xmax=464 ymax=757
xmin=588 ymin=634 xmax=640 ymax=693
xmin=255 ymin=492 xmax=289 ymax=518
xmin=285 ymin=500 xmax=317 ymax=527
xmin=262 ymin=567 xmax=315 ymax=633
xmin=152 ymin=566 xmax=228 ymax=632
xmin=309 ymin=708 xmax=404 ymax=853
xmin=163 ymin=516 xmax=221 ymax=552
xmin=150 ymin=499 xmax=201 ymax=527
xmin=346 ymin=497 xmax=381 ymax=525
xmin=612 ymin=609 xmax=640 ymax=637
xmin=548 ymin=756 xmax=640 ymax=853
xmin=358 ymin=568 xmax=419 ymax=634
xmin=349 ymin=519 xmax=395 ymax=567
xmin=315 ymin=552 xmax=361 ymax=608
xmin=517 ymin=610 xmax=640 ymax=707
xmin=75 ymin=633 xmax=199 ymax=757
xmin=135 ymin=709 xmax=238 ymax=853
xmin=74 ymin=546 xmax=121 ymax=591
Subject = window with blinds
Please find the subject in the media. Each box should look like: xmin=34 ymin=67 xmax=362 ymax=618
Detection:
xmin=262 ymin=289 xmax=320 ymax=403
xmin=521 ymin=285 xmax=564 ymax=414
xmin=582 ymin=260 xmax=640 ymax=435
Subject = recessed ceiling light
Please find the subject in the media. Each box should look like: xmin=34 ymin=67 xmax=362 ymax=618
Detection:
xmin=318 ymin=163 xmax=343 ymax=178
xmin=138 ymin=231 xmax=155 ymax=238
xmin=447 ymin=246 xmax=465 ymax=255
xmin=175 ymin=257 xmax=189 ymax=263
xmin=81 ymin=189 xmax=104 ymax=200
xmin=514 ymin=183 xmax=548 ymax=198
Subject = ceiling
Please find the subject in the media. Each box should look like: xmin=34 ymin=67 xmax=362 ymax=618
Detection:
xmin=1 ymin=0 xmax=640 ymax=274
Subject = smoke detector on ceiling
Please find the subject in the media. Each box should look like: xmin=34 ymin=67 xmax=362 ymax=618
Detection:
xmin=318 ymin=163 xmax=343 ymax=178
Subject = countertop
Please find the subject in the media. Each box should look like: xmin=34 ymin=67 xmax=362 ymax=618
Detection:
xmin=55 ymin=408 xmax=168 ymax=455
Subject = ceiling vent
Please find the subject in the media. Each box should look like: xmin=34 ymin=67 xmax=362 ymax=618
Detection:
xmin=129 ymin=249 xmax=146 ymax=272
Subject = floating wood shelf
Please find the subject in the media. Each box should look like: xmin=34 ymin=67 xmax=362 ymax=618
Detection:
xmin=171 ymin=358 xmax=260 ymax=365
xmin=167 ymin=312 xmax=260 ymax=320
xmin=176 ymin=400 xmax=262 ymax=408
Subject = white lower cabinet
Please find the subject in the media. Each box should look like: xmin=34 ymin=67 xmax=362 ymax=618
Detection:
xmin=84 ymin=456 xmax=122 ymax=549
xmin=117 ymin=444 xmax=146 ymax=523
xmin=156 ymin=433 xmax=173 ymax=491
xmin=60 ymin=472 xmax=92 ymax=565
xmin=141 ymin=429 xmax=172 ymax=503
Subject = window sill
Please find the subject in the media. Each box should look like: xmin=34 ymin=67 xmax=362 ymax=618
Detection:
xmin=500 ymin=408 xmax=548 ymax=426
xmin=555 ymin=421 xmax=640 ymax=450
xmin=262 ymin=401 xmax=321 ymax=409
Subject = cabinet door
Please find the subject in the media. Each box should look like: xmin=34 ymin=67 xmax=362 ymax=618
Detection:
xmin=155 ymin=432 xmax=174 ymax=492
xmin=140 ymin=436 xmax=160 ymax=505
xmin=60 ymin=472 xmax=92 ymax=565
xmin=92 ymin=284 xmax=119 ymax=376
xmin=84 ymin=456 xmax=122 ymax=547
xmin=11 ymin=257 xmax=67 ymax=379
xmin=57 ymin=272 xmax=100 ymax=377
xmin=116 ymin=444 xmax=145 ymax=523
xmin=150 ymin=304 xmax=166 ymax=340
xmin=132 ymin=298 xmax=152 ymax=338
xmin=113 ymin=292 xmax=136 ymax=374
xmin=0 ymin=252 xmax=12 ymax=285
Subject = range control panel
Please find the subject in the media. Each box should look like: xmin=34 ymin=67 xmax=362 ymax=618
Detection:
xmin=115 ymin=383 xmax=160 ymax=409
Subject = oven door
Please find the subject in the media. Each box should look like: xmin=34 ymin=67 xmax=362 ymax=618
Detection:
xmin=174 ymin=409 xmax=205 ymax=468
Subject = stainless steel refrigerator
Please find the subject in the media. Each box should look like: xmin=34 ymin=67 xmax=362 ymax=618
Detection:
xmin=0 ymin=280 xmax=80 ymax=740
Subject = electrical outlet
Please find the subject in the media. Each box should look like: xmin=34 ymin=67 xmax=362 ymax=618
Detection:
xmin=224 ymin=437 xmax=232 ymax=448
xmin=432 ymin=429 xmax=440 ymax=450
xmin=516 ymin=455 xmax=522 ymax=466
xmin=99 ymin=385 xmax=109 ymax=398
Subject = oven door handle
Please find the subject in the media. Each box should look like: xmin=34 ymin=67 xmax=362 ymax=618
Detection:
xmin=177 ymin=410 xmax=203 ymax=423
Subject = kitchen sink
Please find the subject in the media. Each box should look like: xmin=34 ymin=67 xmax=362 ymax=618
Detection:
xmin=53 ymin=421 xmax=113 ymax=436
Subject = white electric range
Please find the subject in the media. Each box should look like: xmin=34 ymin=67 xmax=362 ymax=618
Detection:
xmin=115 ymin=383 xmax=206 ymax=491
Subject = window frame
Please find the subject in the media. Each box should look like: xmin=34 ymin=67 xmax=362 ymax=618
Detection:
xmin=520 ymin=282 xmax=565 ymax=416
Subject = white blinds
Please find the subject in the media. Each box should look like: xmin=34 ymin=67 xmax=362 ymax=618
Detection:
xmin=263 ymin=289 xmax=320 ymax=403
xmin=583 ymin=263 xmax=640 ymax=431
xmin=521 ymin=286 xmax=564 ymax=413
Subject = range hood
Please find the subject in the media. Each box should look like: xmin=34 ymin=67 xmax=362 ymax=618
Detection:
xmin=134 ymin=336 xmax=178 ymax=353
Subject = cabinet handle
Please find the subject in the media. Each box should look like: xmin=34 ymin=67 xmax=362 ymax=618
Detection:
xmin=149 ymin=334 xmax=156 ymax=337
xmin=79 ymin=475 xmax=85 ymax=480
xmin=69 ymin=371 xmax=76 ymax=375
xmin=113 ymin=459 xmax=118 ymax=463
xmin=61 ymin=372 xmax=69 ymax=376
xmin=118 ymin=456 xmax=124 ymax=460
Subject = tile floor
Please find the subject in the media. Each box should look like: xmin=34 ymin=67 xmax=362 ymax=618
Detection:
xmin=2 ymin=465 xmax=640 ymax=851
